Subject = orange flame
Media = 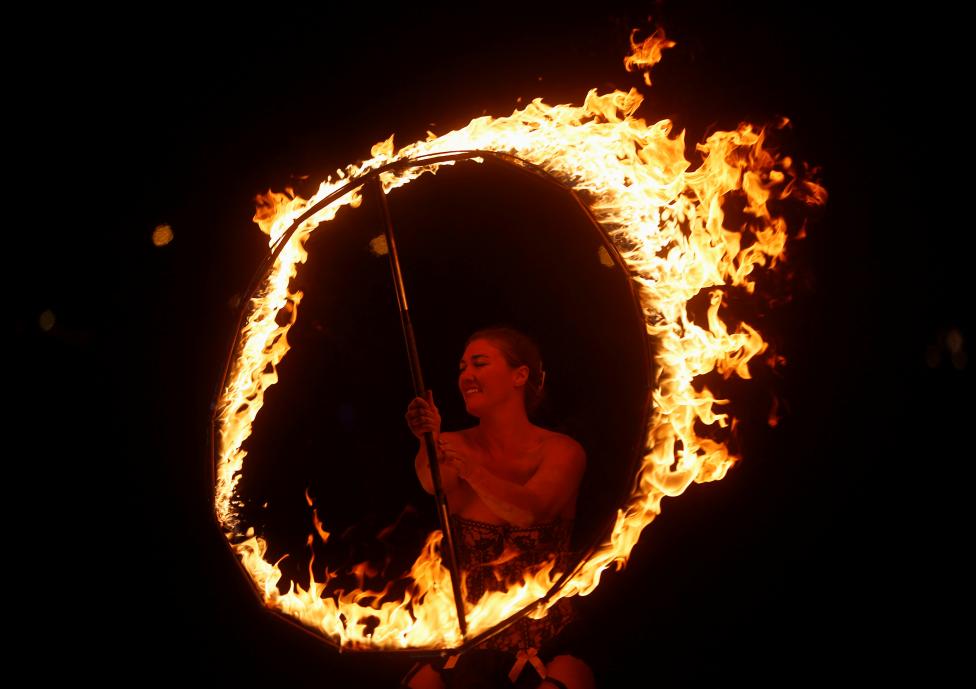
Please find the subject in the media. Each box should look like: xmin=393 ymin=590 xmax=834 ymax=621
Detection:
xmin=213 ymin=32 xmax=825 ymax=650
xmin=623 ymin=28 xmax=676 ymax=86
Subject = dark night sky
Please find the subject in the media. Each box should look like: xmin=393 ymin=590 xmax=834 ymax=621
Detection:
xmin=22 ymin=2 xmax=970 ymax=685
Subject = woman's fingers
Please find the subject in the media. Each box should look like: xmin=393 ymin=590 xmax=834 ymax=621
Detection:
xmin=409 ymin=397 xmax=439 ymax=417
xmin=406 ymin=393 xmax=441 ymax=440
xmin=437 ymin=438 xmax=457 ymax=457
xmin=406 ymin=406 xmax=439 ymax=439
xmin=437 ymin=445 xmax=466 ymax=477
xmin=407 ymin=397 xmax=439 ymax=419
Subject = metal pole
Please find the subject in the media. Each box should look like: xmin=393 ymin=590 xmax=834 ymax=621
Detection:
xmin=373 ymin=178 xmax=468 ymax=639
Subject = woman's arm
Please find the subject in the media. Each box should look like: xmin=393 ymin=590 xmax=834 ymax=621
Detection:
xmin=415 ymin=435 xmax=461 ymax=495
xmin=406 ymin=391 xmax=461 ymax=494
xmin=438 ymin=435 xmax=586 ymax=527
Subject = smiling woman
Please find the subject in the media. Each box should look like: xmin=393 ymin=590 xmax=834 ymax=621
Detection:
xmin=404 ymin=326 xmax=594 ymax=689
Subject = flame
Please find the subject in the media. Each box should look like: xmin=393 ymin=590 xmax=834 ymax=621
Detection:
xmin=306 ymin=489 xmax=331 ymax=543
xmin=623 ymin=28 xmax=676 ymax=86
xmin=213 ymin=29 xmax=825 ymax=650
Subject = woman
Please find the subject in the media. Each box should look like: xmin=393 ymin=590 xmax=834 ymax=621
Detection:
xmin=402 ymin=326 xmax=595 ymax=689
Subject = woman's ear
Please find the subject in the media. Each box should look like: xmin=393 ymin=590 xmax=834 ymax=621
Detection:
xmin=514 ymin=364 xmax=529 ymax=387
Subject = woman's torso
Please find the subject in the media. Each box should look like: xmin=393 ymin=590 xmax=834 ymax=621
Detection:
xmin=443 ymin=426 xmax=577 ymax=524
xmin=440 ymin=426 xmax=582 ymax=654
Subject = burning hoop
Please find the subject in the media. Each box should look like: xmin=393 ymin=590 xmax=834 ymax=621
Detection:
xmin=210 ymin=32 xmax=825 ymax=653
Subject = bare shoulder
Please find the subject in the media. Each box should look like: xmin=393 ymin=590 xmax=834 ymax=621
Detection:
xmin=540 ymin=428 xmax=584 ymax=449
xmin=541 ymin=430 xmax=586 ymax=463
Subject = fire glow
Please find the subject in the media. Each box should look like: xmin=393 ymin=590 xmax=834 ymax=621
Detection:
xmin=213 ymin=30 xmax=826 ymax=650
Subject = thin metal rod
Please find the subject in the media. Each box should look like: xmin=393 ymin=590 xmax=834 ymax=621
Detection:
xmin=373 ymin=178 xmax=469 ymax=639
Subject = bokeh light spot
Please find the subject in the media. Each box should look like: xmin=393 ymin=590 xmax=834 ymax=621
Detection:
xmin=946 ymin=328 xmax=963 ymax=354
xmin=152 ymin=224 xmax=174 ymax=247
xmin=39 ymin=309 xmax=56 ymax=332
xmin=369 ymin=234 xmax=389 ymax=256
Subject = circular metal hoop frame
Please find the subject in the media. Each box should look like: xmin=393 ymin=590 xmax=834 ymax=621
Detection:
xmin=210 ymin=149 xmax=654 ymax=654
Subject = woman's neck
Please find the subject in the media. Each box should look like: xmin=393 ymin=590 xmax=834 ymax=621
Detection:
xmin=476 ymin=404 xmax=538 ymax=454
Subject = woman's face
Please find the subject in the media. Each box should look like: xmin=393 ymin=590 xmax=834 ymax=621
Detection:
xmin=458 ymin=338 xmax=527 ymax=416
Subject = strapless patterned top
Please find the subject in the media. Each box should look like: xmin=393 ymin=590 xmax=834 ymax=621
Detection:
xmin=454 ymin=514 xmax=576 ymax=653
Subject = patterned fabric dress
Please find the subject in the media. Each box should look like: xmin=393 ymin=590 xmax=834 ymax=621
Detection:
xmin=400 ymin=517 xmax=583 ymax=687
xmin=454 ymin=515 xmax=576 ymax=654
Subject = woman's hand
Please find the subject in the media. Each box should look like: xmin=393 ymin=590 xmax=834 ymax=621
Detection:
xmin=406 ymin=390 xmax=441 ymax=441
xmin=437 ymin=436 xmax=475 ymax=480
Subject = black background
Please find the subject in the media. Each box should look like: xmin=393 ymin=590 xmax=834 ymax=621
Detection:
xmin=22 ymin=1 xmax=969 ymax=685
